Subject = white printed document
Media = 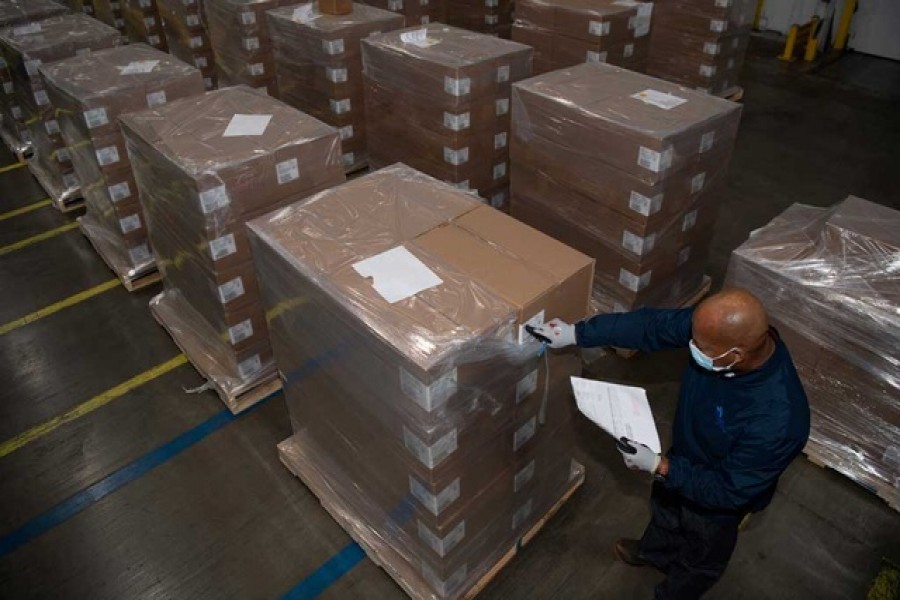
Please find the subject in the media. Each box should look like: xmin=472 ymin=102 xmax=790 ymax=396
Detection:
xmin=570 ymin=377 xmax=661 ymax=453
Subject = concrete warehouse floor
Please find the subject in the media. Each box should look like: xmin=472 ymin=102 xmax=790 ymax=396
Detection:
xmin=1 ymin=35 xmax=899 ymax=600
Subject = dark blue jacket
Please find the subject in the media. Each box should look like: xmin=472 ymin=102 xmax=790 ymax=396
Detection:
xmin=576 ymin=307 xmax=810 ymax=515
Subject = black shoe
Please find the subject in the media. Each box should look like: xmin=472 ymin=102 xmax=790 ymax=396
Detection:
xmin=614 ymin=538 xmax=649 ymax=567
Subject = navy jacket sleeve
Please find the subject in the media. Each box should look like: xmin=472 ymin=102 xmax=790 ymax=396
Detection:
xmin=575 ymin=307 xmax=694 ymax=352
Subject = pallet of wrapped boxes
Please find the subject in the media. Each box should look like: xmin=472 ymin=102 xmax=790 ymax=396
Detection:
xmin=267 ymin=3 xmax=404 ymax=174
xmin=247 ymin=164 xmax=594 ymax=599
xmin=119 ymin=85 xmax=346 ymax=412
xmin=41 ymin=44 xmax=205 ymax=290
xmin=0 ymin=14 xmax=121 ymax=211
xmin=445 ymin=0 xmax=512 ymax=38
xmin=354 ymin=0 xmax=445 ymax=28
xmin=158 ymin=0 xmax=218 ymax=90
xmin=726 ymin=196 xmax=899 ymax=512
xmin=121 ymin=0 xmax=168 ymax=51
xmin=93 ymin=0 xmax=129 ymax=35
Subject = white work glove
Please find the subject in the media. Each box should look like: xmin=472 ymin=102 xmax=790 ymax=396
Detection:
xmin=617 ymin=438 xmax=661 ymax=473
xmin=530 ymin=319 xmax=577 ymax=349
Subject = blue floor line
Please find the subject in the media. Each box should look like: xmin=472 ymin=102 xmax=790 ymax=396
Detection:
xmin=281 ymin=542 xmax=366 ymax=600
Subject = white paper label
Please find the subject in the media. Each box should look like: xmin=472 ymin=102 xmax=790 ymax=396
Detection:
xmin=11 ymin=106 xmax=21 ymax=120
xmin=228 ymin=319 xmax=254 ymax=345
xmin=691 ymin=172 xmax=706 ymax=194
xmin=189 ymin=36 xmax=203 ymax=48
xmin=490 ymin=191 xmax=506 ymax=208
xmin=56 ymin=148 xmax=70 ymax=163
xmin=276 ymin=158 xmax=300 ymax=184
xmin=354 ymin=246 xmax=443 ymax=304
xmin=623 ymin=231 xmax=656 ymax=256
xmin=238 ymin=354 xmax=262 ymax=379
xmin=682 ymin=210 xmax=698 ymax=232
xmin=512 ymin=499 xmax=533 ymax=530
xmin=25 ymin=60 xmax=41 ymax=77
xmin=497 ymin=65 xmax=510 ymax=83
xmin=637 ymin=3 xmax=653 ymax=18
xmin=401 ymin=28 xmax=433 ymax=48
xmin=129 ymin=243 xmax=151 ymax=264
xmin=444 ymin=76 xmax=471 ymax=97
xmin=628 ymin=191 xmax=664 ymax=216
xmin=199 ymin=186 xmax=230 ymax=213
xmin=34 ymin=90 xmax=49 ymax=106
xmin=146 ymin=90 xmax=167 ymax=108
xmin=486 ymin=0 xmax=498 ymax=6
xmin=451 ymin=180 xmax=470 ymax=190
xmin=485 ymin=14 xmax=498 ymax=24
xmin=403 ymin=427 xmax=458 ymax=468
xmin=249 ymin=63 xmax=265 ymax=76
xmin=292 ymin=4 xmax=317 ymax=22
xmin=710 ymin=19 xmax=727 ymax=32
xmin=443 ymin=112 xmax=470 ymax=131
xmin=514 ymin=460 xmax=536 ymax=492
xmin=108 ymin=182 xmax=131 ymax=202
xmin=187 ymin=15 xmax=200 ymax=27
xmin=14 ymin=23 xmax=42 ymax=36
xmin=243 ymin=37 xmax=260 ymax=51
xmin=330 ymin=98 xmax=351 ymax=114
xmin=241 ymin=11 xmax=257 ymax=25
xmin=589 ymin=20 xmax=610 ymax=36
xmin=624 ymin=43 xmax=634 ymax=58
xmin=733 ymin=38 xmax=740 ymax=50
xmin=699 ymin=131 xmax=716 ymax=154
xmin=218 ymin=277 xmax=245 ymax=304
xmin=715 ymin=0 xmax=731 ymax=6
xmin=139 ymin=0 xmax=151 ymax=7
xmin=494 ymin=132 xmax=508 ymax=149
xmin=703 ymin=42 xmax=721 ymax=56
xmin=144 ymin=16 xmax=156 ymax=28
xmin=421 ymin=564 xmax=467 ymax=597
xmin=586 ymin=51 xmax=608 ymax=63
xmin=678 ymin=246 xmax=691 ymax=266
xmin=632 ymin=89 xmax=688 ymax=110
xmin=338 ymin=125 xmax=354 ymax=140
xmin=116 ymin=18 xmax=124 ymax=28
xmin=119 ymin=214 xmax=142 ymax=234
xmin=444 ymin=147 xmax=468 ymax=165
xmin=493 ymin=162 xmax=507 ymax=180
xmin=119 ymin=59 xmax=160 ymax=75
xmin=3 ymin=82 xmax=12 ymax=95
xmin=699 ymin=65 xmax=717 ymax=78
xmin=619 ymin=268 xmax=652 ymax=291
xmin=61 ymin=172 xmax=76 ymax=188
xmin=420 ymin=16 xmax=430 ymax=24
xmin=517 ymin=309 xmax=545 ymax=345
xmin=326 ymin=67 xmax=347 ymax=83
xmin=223 ymin=114 xmax=272 ymax=137
xmin=209 ymin=233 xmax=238 ymax=261
xmin=194 ymin=56 xmax=208 ymax=69
xmin=323 ymin=39 xmax=345 ymax=55
xmin=516 ymin=370 xmax=538 ymax=403
xmin=418 ymin=520 xmax=465 ymax=557
xmin=637 ymin=146 xmax=673 ymax=173
xmin=96 ymin=146 xmax=120 ymax=166
xmin=728 ymin=58 xmax=735 ymax=70
xmin=400 ymin=367 xmax=458 ymax=412
xmin=148 ymin=35 xmax=161 ymax=46
xmin=204 ymin=77 xmax=213 ymax=89
xmin=496 ymin=98 xmax=509 ymax=115
xmin=45 ymin=120 xmax=59 ymax=135
xmin=410 ymin=476 xmax=460 ymax=516
xmin=388 ymin=0 xmax=403 ymax=10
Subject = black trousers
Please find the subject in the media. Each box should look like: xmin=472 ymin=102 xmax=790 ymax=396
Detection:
xmin=638 ymin=483 xmax=743 ymax=600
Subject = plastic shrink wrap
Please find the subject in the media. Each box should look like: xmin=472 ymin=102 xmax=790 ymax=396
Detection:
xmin=267 ymin=3 xmax=404 ymax=173
xmin=0 ymin=14 xmax=120 ymax=209
xmin=362 ymin=24 xmax=532 ymax=208
xmin=121 ymin=0 xmax=168 ymax=51
xmin=93 ymin=0 xmax=128 ymax=34
xmin=158 ymin=0 xmax=217 ymax=90
xmin=119 ymin=86 xmax=345 ymax=405
xmin=248 ymin=164 xmax=593 ymax=599
xmin=41 ymin=44 xmax=205 ymax=283
xmin=445 ymin=0 xmax=512 ymax=38
xmin=725 ymin=196 xmax=900 ymax=510
xmin=510 ymin=62 xmax=741 ymax=313
xmin=353 ymin=0 xmax=445 ymax=29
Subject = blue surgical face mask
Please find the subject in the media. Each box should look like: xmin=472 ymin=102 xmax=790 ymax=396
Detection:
xmin=689 ymin=339 xmax=738 ymax=372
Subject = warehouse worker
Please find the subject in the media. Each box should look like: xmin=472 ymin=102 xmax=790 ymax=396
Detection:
xmin=531 ymin=288 xmax=810 ymax=600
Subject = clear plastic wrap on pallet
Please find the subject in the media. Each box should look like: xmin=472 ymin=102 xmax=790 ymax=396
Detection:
xmin=119 ymin=85 xmax=345 ymax=398
xmin=40 ymin=44 xmax=205 ymax=281
xmin=0 ymin=1 xmax=68 ymax=28
xmin=267 ymin=3 xmax=404 ymax=174
xmin=248 ymin=164 xmax=593 ymax=598
xmin=353 ymin=0 xmax=446 ymax=28
xmin=93 ymin=0 xmax=128 ymax=33
xmin=157 ymin=0 xmax=217 ymax=89
xmin=121 ymin=0 xmax=168 ymax=50
xmin=725 ymin=196 xmax=900 ymax=507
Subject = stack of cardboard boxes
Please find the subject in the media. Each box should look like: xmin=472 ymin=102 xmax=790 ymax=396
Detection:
xmin=362 ymin=24 xmax=532 ymax=209
xmin=267 ymin=3 xmax=404 ymax=174
xmin=120 ymin=86 xmax=344 ymax=406
xmin=511 ymin=0 xmax=652 ymax=75
xmin=93 ymin=0 xmax=128 ymax=34
xmin=0 ymin=14 xmax=120 ymax=209
xmin=70 ymin=0 xmax=100 ymax=17
xmin=248 ymin=165 xmax=593 ymax=599
xmin=41 ymin=44 xmax=205 ymax=284
xmin=510 ymin=63 xmax=742 ymax=313
xmin=354 ymin=0 xmax=444 ymax=27
xmin=158 ymin=0 xmax=217 ymax=90
xmin=648 ymin=0 xmax=755 ymax=95
xmin=121 ymin=0 xmax=168 ymax=51
xmin=726 ymin=196 xmax=899 ymax=510
xmin=445 ymin=0 xmax=512 ymax=38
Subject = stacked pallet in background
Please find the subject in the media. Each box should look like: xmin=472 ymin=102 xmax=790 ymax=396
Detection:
xmin=511 ymin=0 xmax=652 ymax=75
xmin=248 ymin=164 xmax=593 ymax=599
xmin=267 ymin=3 xmax=404 ymax=174
xmin=69 ymin=0 xmax=100 ymax=18
xmin=120 ymin=86 xmax=345 ymax=410
xmin=0 ymin=14 xmax=120 ymax=210
xmin=354 ymin=0 xmax=444 ymax=27
xmin=648 ymin=0 xmax=755 ymax=95
xmin=94 ymin=0 xmax=128 ymax=34
xmin=41 ymin=44 xmax=205 ymax=288
xmin=122 ymin=0 xmax=168 ymax=51
xmin=445 ymin=0 xmax=512 ymax=38
xmin=158 ymin=0 xmax=218 ymax=90
xmin=726 ymin=196 xmax=899 ymax=512
xmin=510 ymin=63 xmax=742 ymax=313
xmin=362 ymin=24 xmax=532 ymax=209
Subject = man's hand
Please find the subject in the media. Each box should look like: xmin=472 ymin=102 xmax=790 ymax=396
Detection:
xmin=617 ymin=438 xmax=661 ymax=473
xmin=530 ymin=319 xmax=577 ymax=349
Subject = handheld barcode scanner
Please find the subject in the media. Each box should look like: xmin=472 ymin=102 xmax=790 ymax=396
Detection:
xmin=617 ymin=437 xmax=637 ymax=454
xmin=524 ymin=324 xmax=552 ymax=345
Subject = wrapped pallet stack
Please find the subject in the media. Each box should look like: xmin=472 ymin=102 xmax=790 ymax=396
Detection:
xmin=648 ymin=0 xmax=756 ymax=95
xmin=267 ymin=3 xmax=404 ymax=174
xmin=445 ymin=0 xmax=512 ymax=38
xmin=158 ymin=0 xmax=217 ymax=90
xmin=354 ymin=0 xmax=444 ymax=28
xmin=70 ymin=0 xmax=100 ymax=17
xmin=0 ymin=14 xmax=120 ymax=210
xmin=41 ymin=44 xmax=205 ymax=287
xmin=511 ymin=0 xmax=652 ymax=75
xmin=510 ymin=63 xmax=742 ymax=313
xmin=362 ymin=24 xmax=532 ymax=208
xmin=121 ymin=0 xmax=168 ymax=50
xmin=120 ymin=86 xmax=345 ymax=410
xmin=725 ymin=196 xmax=899 ymax=510
xmin=248 ymin=164 xmax=593 ymax=599
xmin=93 ymin=0 xmax=127 ymax=34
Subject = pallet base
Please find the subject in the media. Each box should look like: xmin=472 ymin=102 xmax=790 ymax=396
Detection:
xmin=77 ymin=218 xmax=161 ymax=292
xmin=28 ymin=162 xmax=84 ymax=213
xmin=803 ymin=449 xmax=898 ymax=513
xmin=0 ymin=125 xmax=33 ymax=163
xmin=278 ymin=435 xmax=584 ymax=600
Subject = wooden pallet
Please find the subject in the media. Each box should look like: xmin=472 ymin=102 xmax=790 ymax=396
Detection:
xmin=29 ymin=163 xmax=85 ymax=213
xmin=803 ymin=449 xmax=898 ymax=513
xmin=278 ymin=436 xmax=585 ymax=600
xmin=77 ymin=218 xmax=162 ymax=292
xmin=0 ymin=126 xmax=33 ymax=163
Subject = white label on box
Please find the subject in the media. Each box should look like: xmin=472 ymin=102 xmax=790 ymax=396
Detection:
xmin=637 ymin=2 xmax=653 ymax=17
xmin=637 ymin=146 xmax=672 ymax=172
xmin=292 ymin=4 xmax=317 ymax=22
xmin=25 ymin=60 xmax=41 ymax=78
xmin=420 ymin=16 xmax=430 ymax=24
xmin=209 ymin=233 xmax=237 ymax=261
xmin=228 ymin=319 xmax=254 ymax=345
xmin=514 ymin=416 xmax=537 ymax=451
xmin=628 ymin=15 xmax=636 ymax=29
xmin=589 ymin=20 xmax=610 ymax=36
xmin=96 ymin=146 xmax=120 ymax=166
xmin=623 ymin=231 xmax=656 ymax=256
xmin=512 ymin=499 xmax=533 ymax=530
xmin=218 ymin=277 xmax=245 ymax=304
xmin=444 ymin=76 xmax=471 ymax=96
xmin=624 ymin=43 xmax=634 ymax=58
xmin=418 ymin=520 xmax=465 ymax=557
xmin=410 ymin=476 xmax=460 ymax=516
xmin=354 ymin=246 xmax=443 ymax=304
xmin=444 ymin=147 xmax=468 ymax=165
xmin=401 ymin=28 xmax=432 ymax=47
xmin=728 ymin=58 xmax=735 ymax=70
xmin=323 ymin=39 xmax=345 ymax=55
xmin=403 ymin=427 xmax=458 ymax=468
xmin=276 ymin=158 xmax=300 ymax=184
xmin=119 ymin=214 xmax=142 ymax=234
xmin=496 ymin=98 xmax=509 ymax=115
xmin=710 ymin=19 xmax=727 ymax=32
xmin=451 ymin=180 xmax=470 ymax=190
xmin=249 ymin=63 xmax=265 ymax=76
xmin=146 ymin=90 xmax=167 ymax=108
xmin=111 ymin=1 xmax=120 ymax=7
xmin=882 ymin=445 xmax=900 ymax=467
xmin=116 ymin=18 xmax=125 ymax=28
xmin=149 ymin=35 xmax=161 ymax=46
xmin=223 ymin=114 xmax=272 ymax=137
xmin=490 ymin=191 xmax=506 ymax=208
xmin=338 ymin=125 xmax=354 ymax=140
xmin=256 ymin=86 xmax=269 ymax=95
xmin=238 ymin=354 xmax=262 ymax=379
xmin=678 ymin=246 xmax=691 ymax=266
xmin=330 ymin=98 xmax=351 ymax=114
xmin=57 ymin=148 xmax=70 ymax=163
xmin=11 ymin=106 xmax=21 ymax=120
xmin=514 ymin=460 xmax=536 ymax=492
xmin=195 ymin=56 xmax=208 ymax=69
xmin=497 ymin=65 xmax=510 ymax=82
xmin=190 ymin=36 xmax=203 ymax=48
xmin=485 ymin=14 xmax=498 ymax=24
xmin=108 ymin=182 xmax=131 ymax=202
xmin=342 ymin=153 xmax=354 ymax=167
xmin=139 ymin=0 xmax=151 ymax=7
xmin=443 ymin=112 xmax=470 ymax=131
xmin=129 ymin=243 xmax=151 ymax=264
xmin=715 ymin=0 xmax=731 ymax=7
xmin=704 ymin=42 xmax=721 ymax=56
xmin=14 ymin=23 xmax=42 ymax=36
xmin=699 ymin=65 xmax=716 ymax=78
xmin=119 ymin=60 xmax=160 ymax=75
xmin=494 ymin=132 xmax=507 ymax=149
xmin=699 ymin=131 xmax=716 ymax=153
xmin=243 ymin=37 xmax=260 ymax=51
xmin=486 ymin=0 xmax=498 ymax=6
xmin=682 ymin=210 xmax=698 ymax=231
xmin=421 ymin=564 xmax=468 ymax=598
xmin=732 ymin=37 xmax=740 ymax=50
xmin=144 ymin=16 xmax=156 ymax=28
xmin=388 ymin=0 xmax=403 ymax=10
xmin=517 ymin=309 xmax=545 ymax=345
xmin=619 ymin=268 xmax=652 ymax=291
xmin=400 ymin=367 xmax=458 ymax=412
xmin=632 ymin=89 xmax=688 ymax=110
xmin=204 ymin=77 xmax=213 ymax=89
xmin=326 ymin=67 xmax=347 ymax=83
xmin=493 ymin=162 xmax=507 ymax=180
xmin=516 ymin=369 xmax=538 ymax=403
xmin=45 ymin=120 xmax=59 ymax=135
xmin=34 ymin=90 xmax=49 ymax=106
xmin=634 ymin=14 xmax=651 ymax=37
xmin=240 ymin=11 xmax=257 ymax=25
xmin=187 ymin=14 xmax=200 ymax=26
xmin=3 ymin=82 xmax=12 ymax=95
xmin=691 ymin=172 xmax=706 ymax=194
xmin=199 ymin=185 xmax=230 ymax=213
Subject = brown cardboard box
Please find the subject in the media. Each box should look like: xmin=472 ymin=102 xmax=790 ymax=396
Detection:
xmin=0 ymin=0 xmax=67 ymax=28
xmin=319 ymin=0 xmax=353 ymax=14
xmin=122 ymin=0 xmax=168 ymax=50
xmin=515 ymin=0 xmax=644 ymax=44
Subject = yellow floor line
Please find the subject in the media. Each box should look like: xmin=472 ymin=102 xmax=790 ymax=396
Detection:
xmin=0 ymin=354 xmax=189 ymax=460
xmin=0 ymin=278 xmax=121 ymax=337
xmin=0 ymin=161 xmax=25 ymax=174
xmin=0 ymin=221 xmax=79 ymax=256
xmin=0 ymin=197 xmax=52 ymax=222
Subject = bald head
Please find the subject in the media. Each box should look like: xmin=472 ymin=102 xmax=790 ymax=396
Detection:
xmin=692 ymin=288 xmax=771 ymax=369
